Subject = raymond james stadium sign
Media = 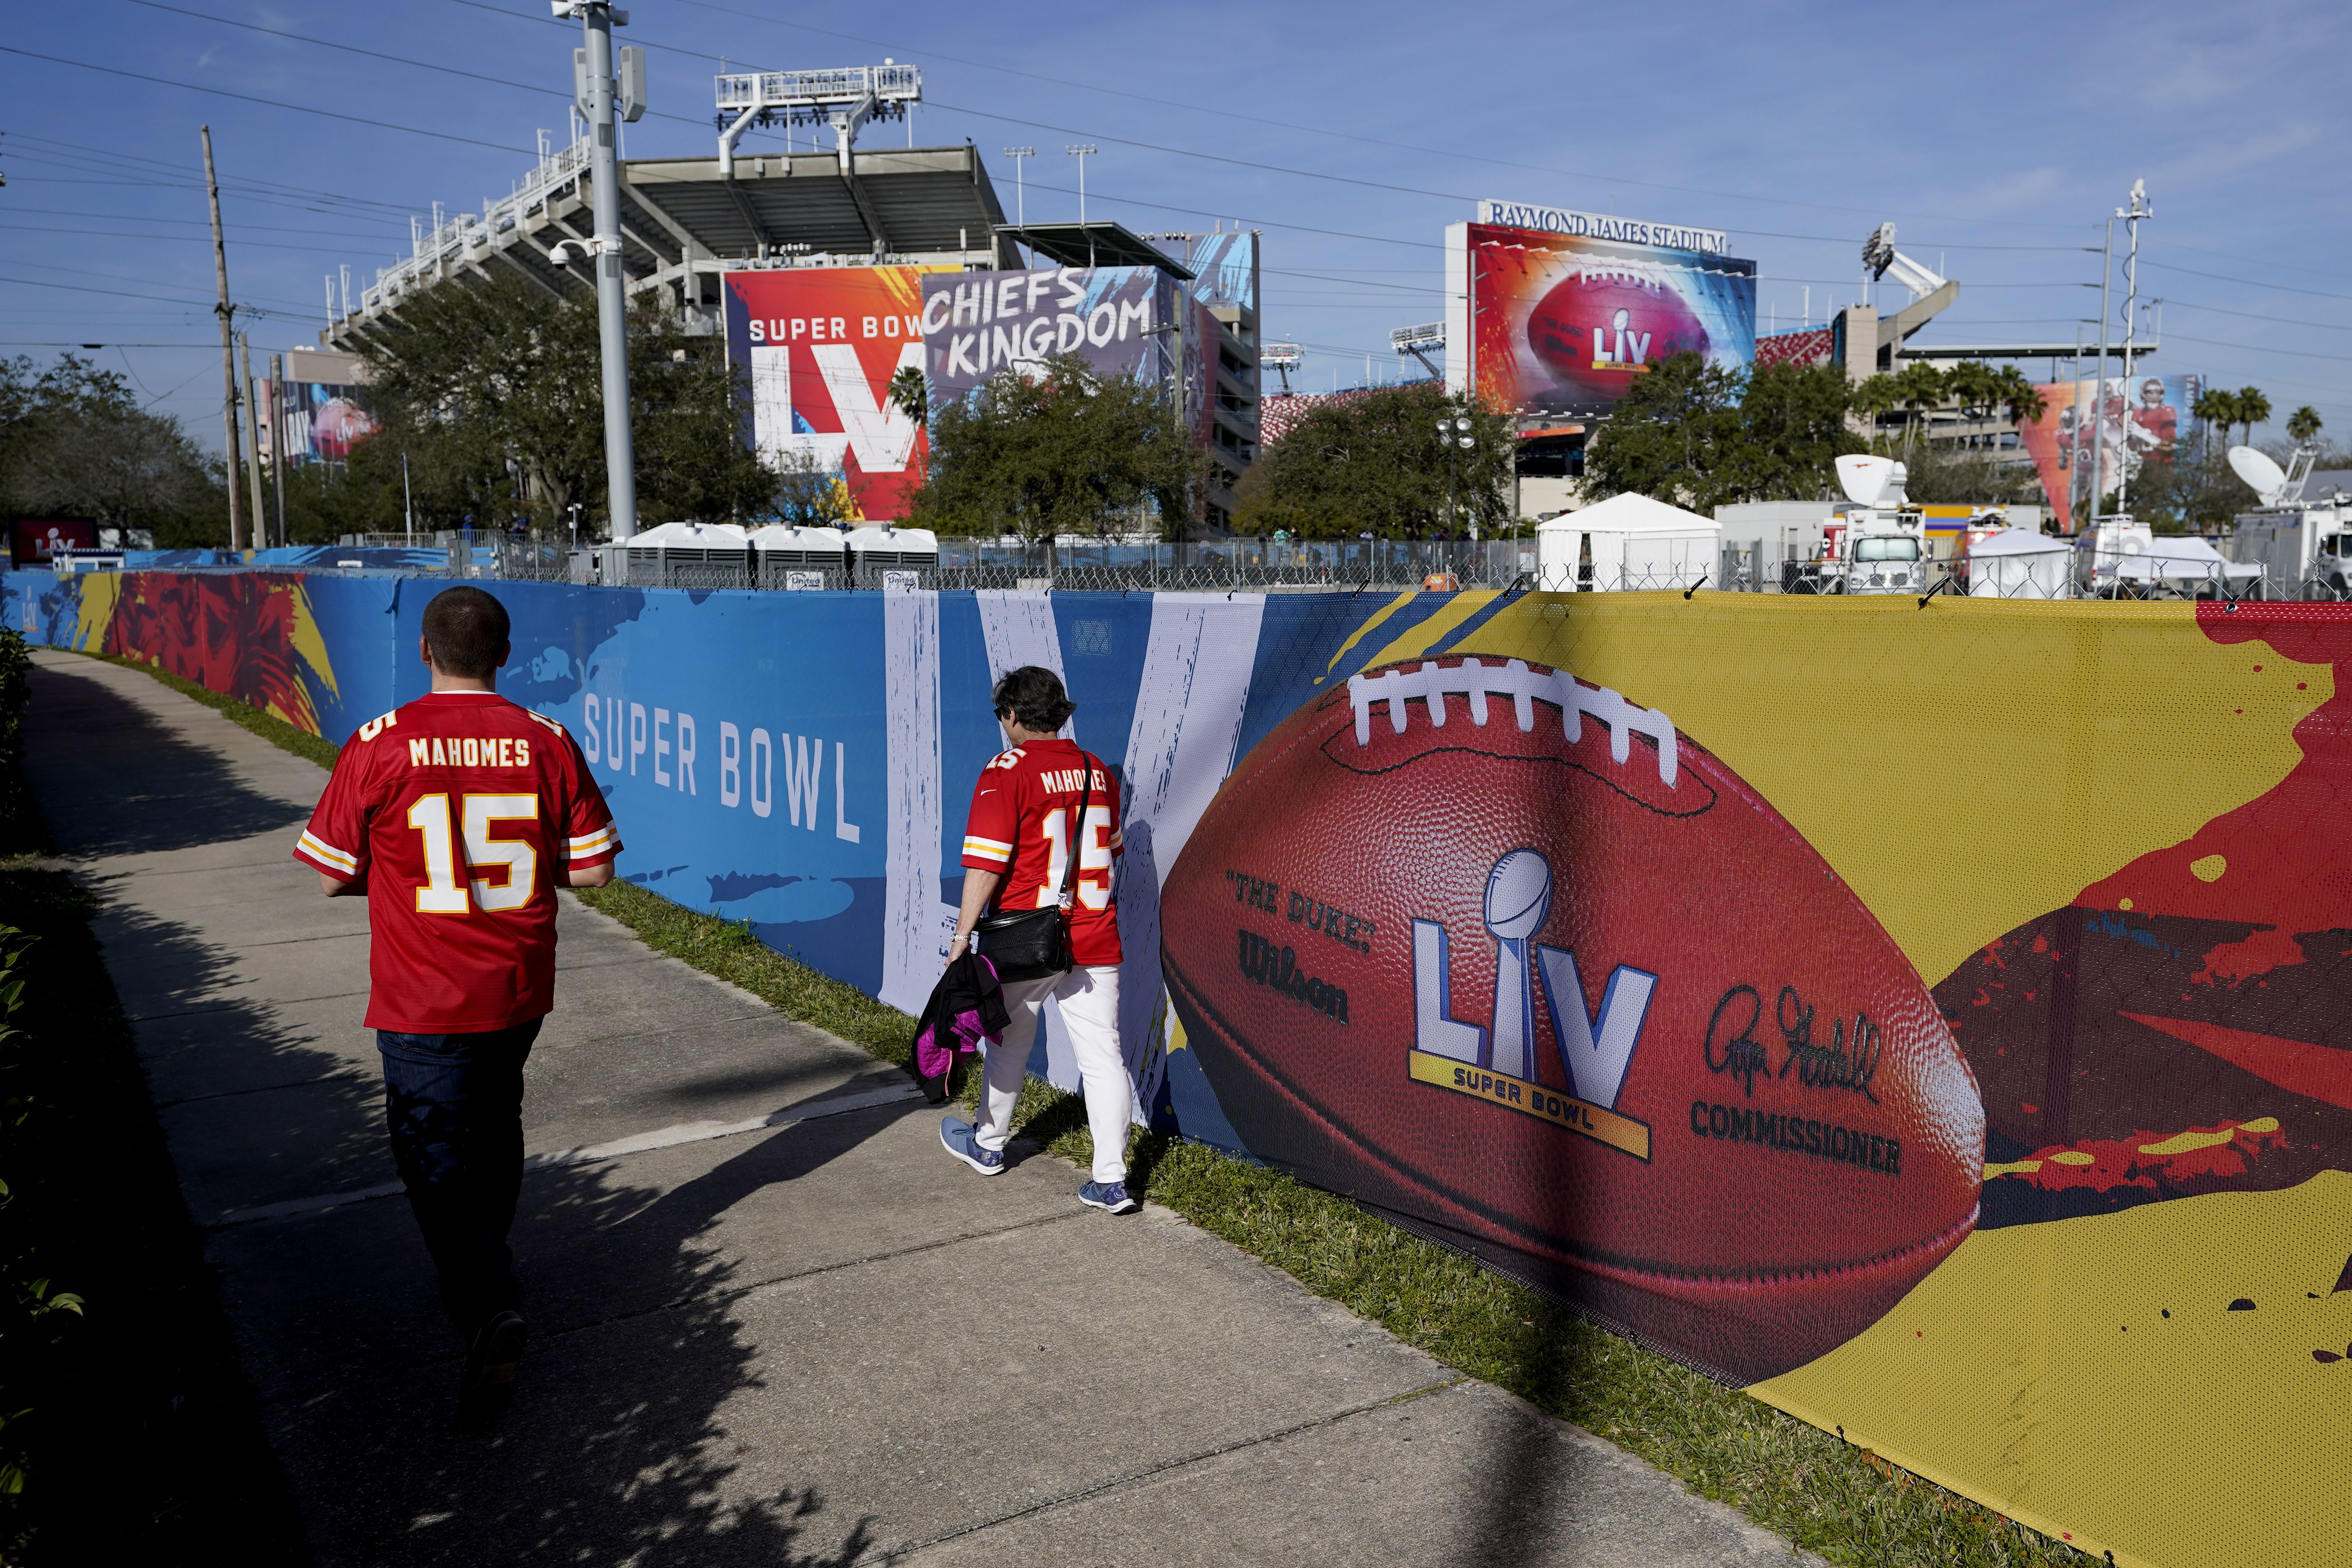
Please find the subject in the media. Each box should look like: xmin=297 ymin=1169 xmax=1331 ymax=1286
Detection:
xmin=1476 ymin=200 xmax=1729 ymax=256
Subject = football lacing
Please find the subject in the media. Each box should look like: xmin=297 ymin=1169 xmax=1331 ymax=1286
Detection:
xmin=1346 ymin=658 xmax=1678 ymax=787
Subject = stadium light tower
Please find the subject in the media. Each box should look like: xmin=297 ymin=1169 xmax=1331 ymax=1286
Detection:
xmin=715 ymin=62 xmax=921 ymax=178
xmin=1066 ymin=144 xmax=1097 ymax=224
xmin=553 ymin=0 xmax=645 ymax=541
xmin=1003 ymin=146 xmax=1035 ymax=226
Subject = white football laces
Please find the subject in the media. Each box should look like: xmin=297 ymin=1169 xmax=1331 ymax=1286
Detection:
xmin=1345 ymin=658 xmax=1679 ymax=787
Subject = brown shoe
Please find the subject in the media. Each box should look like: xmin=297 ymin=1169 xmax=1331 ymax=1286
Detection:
xmin=457 ymin=1310 xmax=528 ymax=1429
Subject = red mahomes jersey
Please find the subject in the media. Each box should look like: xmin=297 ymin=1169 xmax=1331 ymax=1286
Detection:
xmin=961 ymin=738 xmax=1124 ymax=968
xmin=293 ymin=691 xmax=620 ymax=1033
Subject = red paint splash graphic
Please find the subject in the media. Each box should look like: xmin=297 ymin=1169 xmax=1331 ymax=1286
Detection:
xmin=104 ymin=572 xmax=319 ymax=733
xmin=2073 ymin=604 xmax=2352 ymax=983
xmin=1985 ymin=1116 xmax=2288 ymax=1195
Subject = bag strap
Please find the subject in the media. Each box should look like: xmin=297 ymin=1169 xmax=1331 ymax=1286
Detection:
xmin=1057 ymin=752 xmax=1094 ymax=911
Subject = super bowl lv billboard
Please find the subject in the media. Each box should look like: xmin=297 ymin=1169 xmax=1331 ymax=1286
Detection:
xmin=919 ymin=265 xmax=1192 ymax=408
xmin=1445 ymin=218 xmax=1756 ymax=416
xmin=724 ymin=265 xmax=953 ymax=522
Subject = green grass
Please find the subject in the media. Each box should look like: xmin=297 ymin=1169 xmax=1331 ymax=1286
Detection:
xmin=0 ymin=855 xmax=302 ymax=1561
xmin=90 ymin=652 xmax=2086 ymax=1568
xmin=78 ymin=651 xmax=341 ymax=769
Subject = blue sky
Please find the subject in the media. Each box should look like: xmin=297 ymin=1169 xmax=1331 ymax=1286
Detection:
xmin=5 ymin=0 xmax=2348 ymax=454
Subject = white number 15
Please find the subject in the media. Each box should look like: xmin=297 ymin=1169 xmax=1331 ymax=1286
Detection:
xmin=406 ymin=793 xmax=540 ymax=914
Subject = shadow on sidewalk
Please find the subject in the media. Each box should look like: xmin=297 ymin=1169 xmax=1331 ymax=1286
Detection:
xmin=25 ymin=661 xmax=311 ymax=857
xmin=272 ymin=1101 xmax=931 ymax=1566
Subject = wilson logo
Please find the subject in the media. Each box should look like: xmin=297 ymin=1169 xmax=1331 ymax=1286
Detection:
xmin=1236 ymin=929 xmax=1348 ymax=1024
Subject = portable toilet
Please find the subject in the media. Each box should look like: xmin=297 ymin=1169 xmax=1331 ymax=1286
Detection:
xmin=614 ymin=520 xmax=751 ymax=590
xmin=1536 ymin=493 xmax=1719 ymax=592
xmin=846 ymin=524 xmax=939 ymax=590
xmin=747 ymin=524 xmax=848 ymax=590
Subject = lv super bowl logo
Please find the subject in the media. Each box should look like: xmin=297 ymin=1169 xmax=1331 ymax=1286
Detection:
xmin=1408 ymin=846 xmax=1659 ymax=1161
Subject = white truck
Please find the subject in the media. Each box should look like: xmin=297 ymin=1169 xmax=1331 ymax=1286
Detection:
xmin=1819 ymin=456 xmax=1929 ymax=595
xmin=2222 ymin=446 xmax=2352 ymax=599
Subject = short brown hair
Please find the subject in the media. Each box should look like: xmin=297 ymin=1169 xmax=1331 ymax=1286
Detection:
xmin=992 ymin=665 xmax=1073 ymax=733
xmin=422 ymin=586 xmax=511 ymax=678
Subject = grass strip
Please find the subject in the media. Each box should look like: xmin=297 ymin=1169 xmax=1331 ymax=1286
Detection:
xmin=77 ymin=651 xmax=340 ymax=769
xmin=82 ymin=654 xmax=2082 ymax=1568
xmin=575 ymin=881 xmax=2085 ymax=1568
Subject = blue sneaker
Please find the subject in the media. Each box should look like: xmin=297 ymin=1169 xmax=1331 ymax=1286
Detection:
xmin=1078 ymin=1180 xmax=1138 ymax=1215
xmin=940 ymin=1116 xmax=1005 ymax=1175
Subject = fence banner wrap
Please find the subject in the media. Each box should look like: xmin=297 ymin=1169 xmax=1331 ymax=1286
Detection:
xmin=3 ymin=567 xmax=2343 ymax=1568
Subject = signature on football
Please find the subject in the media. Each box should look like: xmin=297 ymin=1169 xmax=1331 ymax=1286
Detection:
xmin=1702 ymin=983 xmax=1882 ymax=1105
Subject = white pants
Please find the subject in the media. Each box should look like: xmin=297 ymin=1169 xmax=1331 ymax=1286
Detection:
xmin=974 ymin=965 xmax=1131 ymax=1184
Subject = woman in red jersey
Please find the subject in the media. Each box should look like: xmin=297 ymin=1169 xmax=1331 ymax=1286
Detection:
xmin=939 ymin=666 xmax=1137 ymax=1214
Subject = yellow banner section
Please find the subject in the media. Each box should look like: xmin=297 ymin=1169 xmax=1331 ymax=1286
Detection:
xmin=1407 ymin=1050 xmax=1651 ymax=1161
xmin=1426 ymin=594 xmax=2322 ymax=991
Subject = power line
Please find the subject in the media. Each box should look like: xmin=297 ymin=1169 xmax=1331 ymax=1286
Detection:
xmin=0 ymin=46 xmax=536 ymax=155
xmin=628 ymin=0 xmax=2095 ymax=232
xmin=2162 ymin=331 xmax=2352 ymax=366
xmin=0 ymin=224 xmax=391 ymax=256
xmin=2167 ymin=299 xmax=2352 ymax=334
xmin=2145 ymin=261 xmax=2352 ymax=302
xmin=0 ymin=205 xmax=406 ymax=240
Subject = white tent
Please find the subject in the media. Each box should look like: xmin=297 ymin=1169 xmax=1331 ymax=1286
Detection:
xmin=2111 ymin=533 xmax=2258 ymax=586
xmin=1535 ymin=493 xmax=1719 ymax=593
xmin=1967 ymin=529 xmax=2072 ymax=600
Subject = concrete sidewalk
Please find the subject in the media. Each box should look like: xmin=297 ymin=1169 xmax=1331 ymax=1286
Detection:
xmin=28 ymin=649 xmax=1812 ymax=1567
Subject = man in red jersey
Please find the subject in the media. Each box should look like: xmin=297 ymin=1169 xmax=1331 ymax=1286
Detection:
xmin=293 ymin=586 xmax=619 ymax=1425
xmin=940 ymin=666 xmax=1137 ymax=1213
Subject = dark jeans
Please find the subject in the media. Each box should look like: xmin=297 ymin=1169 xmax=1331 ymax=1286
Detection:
xmin=377 ymin=1019 xmax=542 ymax=1335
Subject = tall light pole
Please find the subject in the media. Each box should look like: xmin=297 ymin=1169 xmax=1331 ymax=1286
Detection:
xmin=1066 ymin=144 xmax=1096 ymax=224
xmin=2086 ymin=212 xmax=2115 ymax=532
xmin=1003 ymin=146 xmax=1034 ymax=228
xmin=557 ymin=0 xmax=642 ymax=541
xmin=2115 ymin=178 xmax=2151 ymax=512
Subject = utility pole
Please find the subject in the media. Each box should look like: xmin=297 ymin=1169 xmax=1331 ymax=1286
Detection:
xmin=2115 ymin=179 xmax=2151 ymax=512
xmin=1003 ymin=146 xmax=1034 ymax=228
xmin=268 ymin=352 xmax=289 ymax=546
xmin=236 ymin=333 xmax=267 ymax=547
xmin=2086 ymin=212 xmax=2115 ymax=533
xmin=560 ymin=0 xmax=640 ymax=541
xmin=201 ymin=126 xmax=245 ymax=553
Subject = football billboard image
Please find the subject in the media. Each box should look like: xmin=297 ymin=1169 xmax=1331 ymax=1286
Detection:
xmin=1445 ymin=220 xmax=1756 ymax=417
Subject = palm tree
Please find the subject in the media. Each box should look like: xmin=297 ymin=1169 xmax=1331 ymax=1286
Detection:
xmin=887 ymin=365 xmax=929 ymax=485
xmin=1851 ymin=374 xmax=1901 ymax=452
xmin=2235 ymin=386 xmax=2272 ymax=447
xmin=2288 ymin=405 xmax=2324 ymax=446
xmin=1890 ymin=361 xmax=1950 ymax=454
xmin=2192 ymin=387 xmax=2239 ymax=454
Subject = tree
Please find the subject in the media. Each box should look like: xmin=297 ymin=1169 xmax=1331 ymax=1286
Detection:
xmin=1581 ymin=353 xmax=1862 ymax=510
xmin=357 ymin=274 xmax=775 ymax=535
xmin=0 ymin=354 xmax=227 ymax=545
xmin=769 ymin=448 xmax=856 ymax=529
xmin=2233 ymin=385 xmax=2272 ymax=447
xmin=912 ymin=353 xmax=1209 ymax=541
xmin=1233 ymin=381 xmax=1511 ymax=539
xmin=2288 ymin=406 xmax=2324 ymax=446
xmin=2191 ymin=386 xmax=2240 ymax=454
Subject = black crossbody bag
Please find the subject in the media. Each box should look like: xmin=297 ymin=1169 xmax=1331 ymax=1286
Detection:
xmin=971 ymin=758 xmax=1093 ymax=985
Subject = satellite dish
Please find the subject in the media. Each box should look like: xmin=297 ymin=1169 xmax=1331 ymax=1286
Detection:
xmin=2228 ymin=446 xmax=2289 ymax=504
xmin=1836 ymin=454 xmax=1896 ymax=507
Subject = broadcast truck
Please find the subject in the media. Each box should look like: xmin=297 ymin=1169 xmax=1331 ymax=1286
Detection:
xmin=1818 ymin=456 xmax=1930 ymax=595
xmin=2222 ymin=446 xmax=2352 ymax=599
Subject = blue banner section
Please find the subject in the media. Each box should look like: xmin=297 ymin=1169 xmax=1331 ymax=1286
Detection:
xmin=0 ymin=566 xmax=1494 ymax=1150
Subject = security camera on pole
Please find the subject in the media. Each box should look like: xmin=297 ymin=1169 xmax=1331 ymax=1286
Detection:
xmin=551 ymin=0 xmax=645 ymax=541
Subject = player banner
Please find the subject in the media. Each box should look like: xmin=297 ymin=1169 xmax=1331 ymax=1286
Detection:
xmin=4 ymin=565 xmax=2345 ymax=1568
xmin=2017 ymin=373 xmax=2207 ymax=531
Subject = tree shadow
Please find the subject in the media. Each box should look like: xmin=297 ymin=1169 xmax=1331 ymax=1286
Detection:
xmin=24 ymin=661 xmax=311 ymax=856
